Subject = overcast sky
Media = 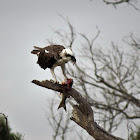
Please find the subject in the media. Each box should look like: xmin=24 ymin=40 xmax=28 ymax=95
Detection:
xmin=0 ymin=0 xmax=140 ymax=140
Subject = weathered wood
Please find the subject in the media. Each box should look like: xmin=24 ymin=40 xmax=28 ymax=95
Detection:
xmin=32 ymin=79 xmax=124 ymax=140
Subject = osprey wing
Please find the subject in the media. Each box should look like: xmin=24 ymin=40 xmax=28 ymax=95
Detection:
xmin=31 ymin=45 xmax=65 ymax=69
xmin=37 ymin=49 xmax=56 ymax=69
xmin=45 ymin=45 xmax=65 ymax=53
xmin=45 ymin=45 xmax=65 ymax=60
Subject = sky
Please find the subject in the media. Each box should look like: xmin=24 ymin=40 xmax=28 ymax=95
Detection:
xmin=0 ymin=0 xmax=140 ymax=139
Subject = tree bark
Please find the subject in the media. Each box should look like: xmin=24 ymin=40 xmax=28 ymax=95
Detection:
xmin=32 ymin=79 xmax=124 ymax=140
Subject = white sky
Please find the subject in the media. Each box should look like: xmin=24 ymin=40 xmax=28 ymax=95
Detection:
xmin=0 ymin=0 xmax=140 ymax=139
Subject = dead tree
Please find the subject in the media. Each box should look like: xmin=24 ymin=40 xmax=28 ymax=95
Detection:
xmin=34 ymin=17 xmax=140 ymax=139
xmin=32 ymin=80 xmax=124 ymax=140
xmin=67 ymin=33 xmax=140 ymax=133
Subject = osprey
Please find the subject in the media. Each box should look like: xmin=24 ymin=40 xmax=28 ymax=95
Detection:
xmin=31 ymin=45 xmax=76 ymax=83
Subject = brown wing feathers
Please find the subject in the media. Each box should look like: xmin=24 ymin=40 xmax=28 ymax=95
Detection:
xmin=31 ymin=45 xmax=65 ymax=54
xmin=31 ymin=45 xmax=65 ymax=69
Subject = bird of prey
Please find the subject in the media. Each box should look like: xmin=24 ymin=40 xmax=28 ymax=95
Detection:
xmin=31 ymin=45 xmax=76 ymax=83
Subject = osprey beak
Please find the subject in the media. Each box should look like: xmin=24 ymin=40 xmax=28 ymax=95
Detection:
xmin=71 ymin=56 xmax=76 ymax=65
xmin=73 ymin=61 xmax=76 ymax=66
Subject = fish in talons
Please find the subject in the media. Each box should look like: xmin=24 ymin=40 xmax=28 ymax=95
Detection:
xmin=58 ymin=78 xmax=73 ymax=111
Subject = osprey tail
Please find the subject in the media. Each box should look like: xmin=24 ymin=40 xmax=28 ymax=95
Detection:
xmin=31 ymin=46 xmax=42 ymax=54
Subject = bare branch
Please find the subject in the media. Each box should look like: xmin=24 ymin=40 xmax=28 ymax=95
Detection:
xmin=67 ymin=31 xmax=140 ymax=132
xmin=32 ymin=80 xmax=124 ymax=140
xmin=103 ymin=0 xmax=129 ymax=5
xmin=103 ymin=0 xmax=140 ymax=11
xmin=52 ymin=15 xmax=76 ymax=48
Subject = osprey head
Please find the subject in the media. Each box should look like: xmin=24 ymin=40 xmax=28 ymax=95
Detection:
xmin=62 ymin=48 xmax=76 ymax=64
